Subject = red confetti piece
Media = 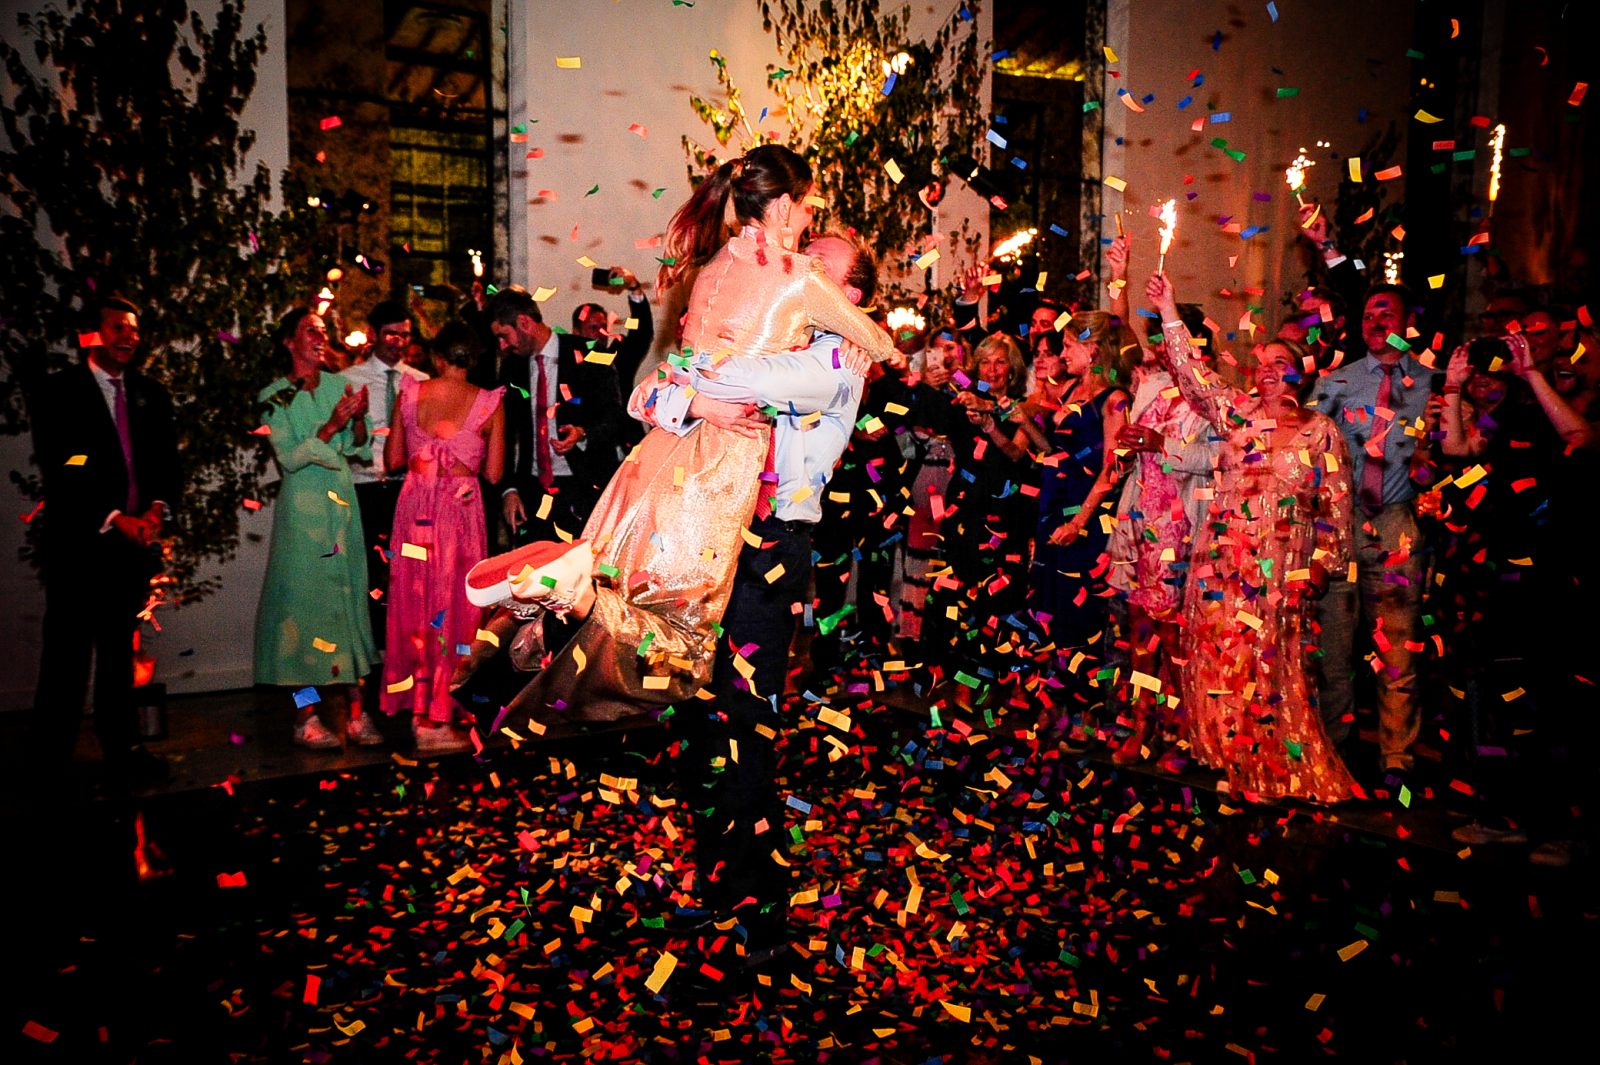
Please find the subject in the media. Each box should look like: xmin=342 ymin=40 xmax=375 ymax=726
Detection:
xmin=319 ymin=115 xmax=342 ymax=131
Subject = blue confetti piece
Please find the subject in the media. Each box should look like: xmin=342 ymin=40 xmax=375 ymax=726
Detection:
xmin=1240 ymin=225 xmax=1262 ymax=239
xmin=758 ymin=106 xmax=768 ymax=123
xmin=959 ymin=5 xmax=972 ymax=19
xmin=1267 ymin=1 xmax=1279 ymax=21
xmin=1194 ymin=73 xmax=1206 ymax=86
xmin=1049 ymin=223 xmax=1070 ymax=236
xmin=430 ymin=608 xmax=446 ymax=629
xmin=986 ymin=128 xmax=1008 ymax=149
xmin=881 ymin=72 xmax=896 ymax=95
xmin=1211 ymin=112 xmax=1232 ymax=123
xmin=992 ymin=48 xmax=1011 ymax=61
xmin=1141 ymin=93 xmax=1155 ymax=104
xmin=1211 ymin=30 xmax=1222 ymax=50
xmin=1178 ymin=95 xmax=1193 ymax=109
xmin=293 ymin=687 xmax=321 ymax=708
xmin=455 ymin=643 xmax=472 ymax=655
xmin=1358 ymin=107 xmax=1370 ymax=123
xmin=1009 ymin=156 xmax=1027 ymax=169
xmin=785 ymin=795 xmax=813 ymax=814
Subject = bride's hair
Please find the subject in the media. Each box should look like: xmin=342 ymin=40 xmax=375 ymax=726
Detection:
xmin=658 ymin=144 xmax=813 ymax=293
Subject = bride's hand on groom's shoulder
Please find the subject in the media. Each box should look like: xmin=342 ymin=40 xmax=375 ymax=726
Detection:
xmin=838 ymin=341 xmax=874 ymax=376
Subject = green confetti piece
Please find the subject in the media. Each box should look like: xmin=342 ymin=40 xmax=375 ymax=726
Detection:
xmin=1276 ymin=86 xmax=1300 ymax=98
xmin=1060 ymin=950 xmax=1081 ymax=967
xmin=867 ymin=943 xmax=887 ymax=957
xmin=1259 ymin=557 xmax=1274 ymax=578
xmin=652 ymin=187 xmax=667 ymax=199
xmin=1239 ymin=869 xmax=1257 ymax=884
xmin=929 ymin=704 xmax=942 ymax=728
xmin=502 ymin=918 xmax=524 ymax=940
xmin=1211 ymin=137 xmax=1231 ymax=149
xmin=1225 ymin=148 xmax=1247 ymax=162
xmin=540 ymin=574 xmax=557 ymax=589
xmin=1083 ymin=100 xmax=1101 ymax=112
xmin=511 ymin=123 xmax=526 ymax=134
xmin=1430 ymin=163 xmax=1447 ymax=175
xmin=585 ymin=184 xmax=600 ymax=196
xmin=1508 ymin=147 xmax=1532 ymax=157
xmin=1285 ymin=739 xmax=1304 ymax=760
xmin=1406 ymin=48 xmax=1426 ymax=59
xmin=1453 ymin=150 xmax=1477 ymax=161
xmin=983 ymin=707 xmax=996 ymax=729
xmin=641 ymin=916 xmax=665 ymax=929
xmin=1399 ymin=784 xmax=1412 ymax=808
xmin=597 ymin=562 xmax=620 ymax=579
xmin=954 ymin=670 xmax=982 ymax=689
xmin=637 ymin=630 xmax=655 ymax=655
xmin=1355 ymin=922 xmax=1381 ymax=940
xmin=1385 ymin=332 xmax=1413 ymax=352
xmin=817 ymin=602 xmax=854 ymax=636
xmin=952 ymin=891 xmax=970 ymax=915
xmin=845 ymin=130 xmax=859 ymax=146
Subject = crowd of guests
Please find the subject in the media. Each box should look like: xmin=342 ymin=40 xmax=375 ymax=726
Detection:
xmin=29 ymin=205 xmax=1596 ymax=871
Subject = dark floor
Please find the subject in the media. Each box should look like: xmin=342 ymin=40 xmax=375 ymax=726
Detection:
xmin=3 ymin=680 xmax=1592 ymax=1063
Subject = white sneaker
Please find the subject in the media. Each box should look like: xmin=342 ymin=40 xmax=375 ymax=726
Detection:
xmin=413 ymin=723 xmax=473 ymax=754
xmin=347 ymin=713 xmax=385 ymax=747
xmin=293 ymin=715 xmax=341 ymax=750
xmin=465 ymin=539 xmax=595 ymax=616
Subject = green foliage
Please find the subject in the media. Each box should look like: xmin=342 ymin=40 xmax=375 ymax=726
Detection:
xmin=685 ymin=0 xmax=988 ymax=272
xmin=0 ymin=0 xmax=325 ymax=603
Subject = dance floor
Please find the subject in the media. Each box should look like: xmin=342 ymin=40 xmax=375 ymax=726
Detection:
xmin=6 ymin=687 xmax=1591 ymax=1063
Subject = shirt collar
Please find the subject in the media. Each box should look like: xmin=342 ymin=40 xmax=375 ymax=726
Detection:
xmin=88 ymin=359 xmax=122 ymax=388
xmin=538 ymin=333 xmax=561 ymax=362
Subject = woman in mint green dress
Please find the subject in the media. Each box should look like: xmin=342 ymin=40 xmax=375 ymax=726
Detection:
xmin=254 ymin=308 xmax=380 ymax=749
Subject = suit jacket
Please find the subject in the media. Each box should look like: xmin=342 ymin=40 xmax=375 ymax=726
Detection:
xmin=30 ymin=360 xmax=180 ymax=564
xmin=499 ymin=333 xmax=625 ymax=498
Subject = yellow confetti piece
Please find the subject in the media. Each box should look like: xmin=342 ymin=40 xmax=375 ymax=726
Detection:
xmin=1337 ymin=939 xmax=1369 ymax=962
xmin=1348 ymin=157 xmax=1363 ymax=183
xmin=624 ymin=317 xmax=639 ymax=331
xmin=1415 ymin=109 xmax=1443 ymax=123
xmin=1235 ymin=610 xmax=1264 ymax=631
xmin=1129 ymin=670 xmax=1163 ymax=693
xmin=1306 ymin=993 xmax=1326 ymax=1011
xmin=1455 ymin=464 xmax=1487 ymax=489
xmin=939 ymin=1000 xmax=972 ymax=1022
xmin=1429 ymin=274 xmax=1446 ymax=290
xmin=914 ymin=248 xmax=940 ymax=270
xmin=576 ymin=255 xmax=598 ymax=268
xmin=386 ymin=675 xmax=414 ymax=694
xmin=508 ymin=1002 xmax=536 ymax=1020
xmin=1103 ymin=175 xmax=1128 ymax=192
xmin=584 ymin=349 xmax=616 ymax=366
xmin=327 ymin=490 xmax=350 ymax=507
xmin=1103 ymin=45 xmax=1119 ymax=63
xmin=400 ymin=542 xmax=428 ymax=561
xmin=473 ymin=627 xmax=501 ymax=649
xmin=803 ymin=194 xmax=827 ymax=208
xmin=531 ymin=286 xmax=557 ymax=302
xmin=555 ymin=56 xmax=582 ymax=69
xmin=334 ymin=1018 xmax=366 ymax=1036
xmin=65 ymin=454 xmax=88 ymax=466
xmin=884 ymin=159 xmax=905 ymax=184
xmin=642 ymin=674 xmax=670 ymax=690
xmin=535 ymin=492 xmax=553 ymax=521
xmin=312 ymin=637 xmax=337 ymax=653
xmin=818 ymin=707 xmax=852 ymax=731
xmin=1501 ymin=687 xmax=1526 ymax=702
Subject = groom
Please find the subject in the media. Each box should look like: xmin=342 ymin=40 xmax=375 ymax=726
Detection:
xmin=631 ymin=232 xmax=883 ymax=971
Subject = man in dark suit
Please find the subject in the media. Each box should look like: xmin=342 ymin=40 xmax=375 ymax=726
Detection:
xmin=29 ymin=295 xmax=180 ymax=786
xmin=571 ymin=264 xmax=656 ymax=430
xmin=488 ymin=286 xmax=625 ymax=546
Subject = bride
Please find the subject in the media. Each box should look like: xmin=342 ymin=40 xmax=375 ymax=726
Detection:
xmin=464 ymin=145 xmax=895 ymax=721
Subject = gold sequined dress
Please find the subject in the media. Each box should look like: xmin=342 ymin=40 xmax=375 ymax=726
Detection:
xmin=507 ymin=227 xmax=894 ymax=723
xmin=1160 ymin=321 xmax=1359 ymax=804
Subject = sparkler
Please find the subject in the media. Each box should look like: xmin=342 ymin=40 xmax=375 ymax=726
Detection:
xmin=886 ymin=307 xmax=926 ymax=335
xmin=1284 ymin=149 xmax=1315 ymax=207
xmin=469 ymin=247 xmax=484 ymax=278
xmin=989 ymin=227 xmax=1037 ymax=262
xmin=1156 ymin=199 xmax=1177 ymax=274
xmin=1488 ymin=123 xmax=1506 ymax=214
xmin=344 ymin=330 xmax=367 ymax=348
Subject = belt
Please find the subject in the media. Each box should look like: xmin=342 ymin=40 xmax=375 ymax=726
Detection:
xmin=752 ymin=515 xmax=813 ymax=537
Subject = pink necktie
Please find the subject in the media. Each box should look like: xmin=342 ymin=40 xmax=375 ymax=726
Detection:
xmin=112 ymin=377 xmax=139 ymax=512
xmin=534 ymin=356 xmax=554 ymax=490
xmin=1359 ymin=365 xmax=1394 ymax=516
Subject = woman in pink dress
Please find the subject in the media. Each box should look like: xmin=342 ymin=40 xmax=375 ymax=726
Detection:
xmin=382 ymin=322 xmax=505 ymax=752
xmin=1147 ymin=270 xmax=1359 ymax=805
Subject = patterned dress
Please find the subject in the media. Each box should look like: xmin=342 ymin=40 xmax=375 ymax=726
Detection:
xmin=1160 ymin=322 xmax=1359 ymax=804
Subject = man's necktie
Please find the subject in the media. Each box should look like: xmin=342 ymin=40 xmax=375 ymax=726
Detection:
xmin=1359 ymin=363 xmax=1396 ymax=516
xmin=111 ymin=377 xmax=139 ymax=512
xmin=385 ymin=368 xmax=399 ymax=426
xmin=535 ymin=356 xmax=554 ymax=490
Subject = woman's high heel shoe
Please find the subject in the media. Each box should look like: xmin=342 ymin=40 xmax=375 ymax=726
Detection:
xmin=466 ymin=540 xmax=595 ymax=617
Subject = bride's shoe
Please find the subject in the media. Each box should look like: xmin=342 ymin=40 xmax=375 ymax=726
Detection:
xmin=466 ymin=540 xmax=594 ymax=615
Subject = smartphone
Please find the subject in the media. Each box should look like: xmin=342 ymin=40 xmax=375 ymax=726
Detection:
xmin=1430 ymin=372 xmax=1447 ymax=392
xmin=591 ymin=267 xmax=611 ymax=287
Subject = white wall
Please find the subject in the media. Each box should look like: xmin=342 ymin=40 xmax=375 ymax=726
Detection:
xmin=0 ymin=0 xmax=290 ymax=709
xmin=1104 ymin=0 xmax=1415 ymax=336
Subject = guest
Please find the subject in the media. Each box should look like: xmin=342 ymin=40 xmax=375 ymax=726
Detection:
xmin=1277 ymin=285 xmax=1349 ymax=369
xmin=571 ymin=265 xmax=656 ymax=445
xmin=1308 ymin=284 xmax=1435 ymax=776
xmin=1149 ymin=271 xmax=1359 ymax=804
xmin=341 ymin=299 xmax=429 ymax=719
xmin=489 ymin=286 xmax=627 ymax=545
xmin=253 ymin=309 xmax=380 ymax=748
xmin=381 ymin=322 xmax=504 ymax=752
xmin=893 ymin=330 xmax=963 ymax=646
xmin=1017 ymin=312 xmax=1133 ymax=742
xmin=920 ymin=333 xmax=1035 ymax=709
xmin=28 ymin=294 xmax=179 ymax=786
xmin=1102 ymin=238 xmax=1217 ymax=765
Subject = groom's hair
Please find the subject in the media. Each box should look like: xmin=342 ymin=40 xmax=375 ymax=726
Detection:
xmin=822 ymin=229 xmax=878 ymax=307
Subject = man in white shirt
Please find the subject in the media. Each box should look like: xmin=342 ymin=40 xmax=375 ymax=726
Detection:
xmin=340 ymin=299 xmax=429 ymax=700
xmin=629 ymin=233 xmax=877 ymax=971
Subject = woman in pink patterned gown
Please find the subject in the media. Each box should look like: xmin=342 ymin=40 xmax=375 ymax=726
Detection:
xmin=382 ymin=322 xmax=505 ymax=752
xmin=1147 ymin=271 xmax=1359 ymax=805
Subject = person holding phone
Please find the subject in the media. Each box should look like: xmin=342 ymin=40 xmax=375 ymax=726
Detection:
xmin=253 ymin=308 xmax=380 ymax=749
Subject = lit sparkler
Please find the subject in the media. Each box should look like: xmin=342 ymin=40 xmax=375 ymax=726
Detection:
xmin=886 ymin=307 xmax=926 ymax=335
xmin=989 ymin=227 xmax=1037 ymax=263
xmin=344 ymin=330 xmax=367 ymax=348
xmin=1285 ymin=149 xmax=1315 ymax=206
xmin=469 ymin=247 xmax=484 ymax=278
xmin=1156 ymin=199 xmax=1177 ymax=274
xmin=1488 ymin=123 xmax=1506 ymax=213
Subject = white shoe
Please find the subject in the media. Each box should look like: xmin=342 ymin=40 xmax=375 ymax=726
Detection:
xmin=293 ymin=715 xmax=341 ymax=750
xmin=466 ymin=540 xmax=595 ymax=616
xmin=413 ymin=723 xmax=473 ymax=754
xmin=347 ymin=712 xmax=385 ymax=747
